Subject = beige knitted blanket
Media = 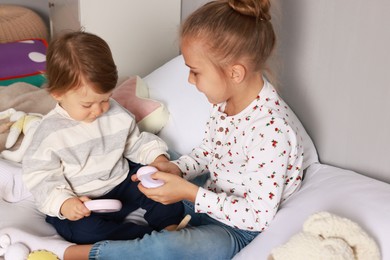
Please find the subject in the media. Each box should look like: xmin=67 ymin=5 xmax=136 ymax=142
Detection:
xmin=0 ymin=82 xmax=55 ymax=152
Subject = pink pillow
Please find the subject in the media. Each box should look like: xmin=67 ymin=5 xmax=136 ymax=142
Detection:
xmin=112 ymin=76 xmax=169 ymax=134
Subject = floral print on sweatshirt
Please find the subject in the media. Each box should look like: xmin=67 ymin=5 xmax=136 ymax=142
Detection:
xmin=173 ymin=80 xmax=304 ymax=231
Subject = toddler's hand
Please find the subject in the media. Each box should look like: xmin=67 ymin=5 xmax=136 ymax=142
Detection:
xmin=60 ymin=196 xmax=91 ymax=221
xmin=151 ymin=161 xmax=182 ymax=177
xmin=152 ymin=154 xmax=169 ymax=163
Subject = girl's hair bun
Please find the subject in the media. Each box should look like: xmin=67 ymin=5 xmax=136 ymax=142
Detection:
xmin=228 ymin=0 xmax=271 ymax=21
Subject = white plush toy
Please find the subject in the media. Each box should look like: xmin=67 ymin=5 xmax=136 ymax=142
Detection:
xmin=0 ymin=234 xmax=59 ymax=260
xmin=0 ymin=108 xmax=42 ymax=162
xmin=269 ymin=211 xmax=381 ymax=260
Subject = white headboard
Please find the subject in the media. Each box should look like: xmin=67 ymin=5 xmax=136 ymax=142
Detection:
xmin=181 ymin=0 xmax=390 ymax=183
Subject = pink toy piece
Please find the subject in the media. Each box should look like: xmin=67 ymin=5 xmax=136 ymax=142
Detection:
xmin=84 ymin=199 xmax=122 ymax=213
xmin=136 ymin=166 xmax=164 ymax=188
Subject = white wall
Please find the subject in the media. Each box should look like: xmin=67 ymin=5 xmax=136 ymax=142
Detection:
xmin=77 ymin=0 xmax=181 ymax=78
xmin=273 ymin=0 xmax=390 ymax=182
xmin=2 ymin=0 xmax=181 ymax=78
xmin=181 ymin=0 xmax=210 ymax=21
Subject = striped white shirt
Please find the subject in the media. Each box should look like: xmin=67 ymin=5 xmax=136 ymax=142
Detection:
xmin=23 ymin=99 xmax=168 ymax=218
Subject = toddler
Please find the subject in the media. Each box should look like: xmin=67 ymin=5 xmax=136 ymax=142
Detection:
xmin=22 ymin=31 xmax=184 ymax=244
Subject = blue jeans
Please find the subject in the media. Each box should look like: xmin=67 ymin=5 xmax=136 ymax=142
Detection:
xmin=89 ymin=200 xmax=259 ymax=260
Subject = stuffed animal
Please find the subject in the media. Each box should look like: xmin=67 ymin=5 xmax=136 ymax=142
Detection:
xmin=269 ymin=211 xmax=381 ymax=260
xmin=0 ymin=234 xmax=59 ymax=260
xmin=0 ymin=108 xmax=42 ymax=162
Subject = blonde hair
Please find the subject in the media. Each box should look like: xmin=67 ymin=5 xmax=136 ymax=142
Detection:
xmin=45 ymin=31 xmax=118 ymax=95
xmin=180 ymin=0 xmax=276 ymax=74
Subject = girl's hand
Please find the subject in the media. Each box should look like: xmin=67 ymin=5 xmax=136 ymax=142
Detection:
xmin=131 ymin=161 xmax=182 ymax=182
xmin=138 ymin=171 xmax=198 ymax=204
xmin=60 ymin=196 xmax=91 ymax=221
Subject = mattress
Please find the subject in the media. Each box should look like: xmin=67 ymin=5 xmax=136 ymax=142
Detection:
xmin=234 ymin=163 xmax=390 ymax=259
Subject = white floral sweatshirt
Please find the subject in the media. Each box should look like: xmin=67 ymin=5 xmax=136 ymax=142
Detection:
xmin=173 ymin=80 xmax=304 ymax=232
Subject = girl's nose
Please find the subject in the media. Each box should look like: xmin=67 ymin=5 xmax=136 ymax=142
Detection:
xmin=188 ymin=74 xmax=195 ymax=85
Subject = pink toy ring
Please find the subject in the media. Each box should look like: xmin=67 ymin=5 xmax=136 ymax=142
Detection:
xmin=84 ymin=199 xmax=122 ymax=213
xmin=136 ymin=166 xmax=164 ymax=188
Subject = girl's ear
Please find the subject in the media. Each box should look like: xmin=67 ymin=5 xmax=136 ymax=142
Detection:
xmin=230 ymin=64 xmax=246 ymax=83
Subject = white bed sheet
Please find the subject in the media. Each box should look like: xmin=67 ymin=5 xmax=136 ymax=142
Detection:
xmin=2 ymin=162 xmax=389 ymax=259
xmin=234 ymin=163 xmax=390 ymax=260
xmin=0 ymin=197 xmax=56 ymax=236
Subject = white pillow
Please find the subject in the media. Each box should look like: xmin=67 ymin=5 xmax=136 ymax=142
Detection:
xmin=144 ymin=55 xmax=210 ymax=155
xmin=233 ymin=163 xmax=390 ymax=260
xmin=144 ymin=55 xmax=318 ymax=169
xmin=0 ymin=158 xmax=31 ymax=202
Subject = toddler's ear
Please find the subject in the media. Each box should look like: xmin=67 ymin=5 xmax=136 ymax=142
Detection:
xmin=50 ymin=91 xmax=62 ymax=102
